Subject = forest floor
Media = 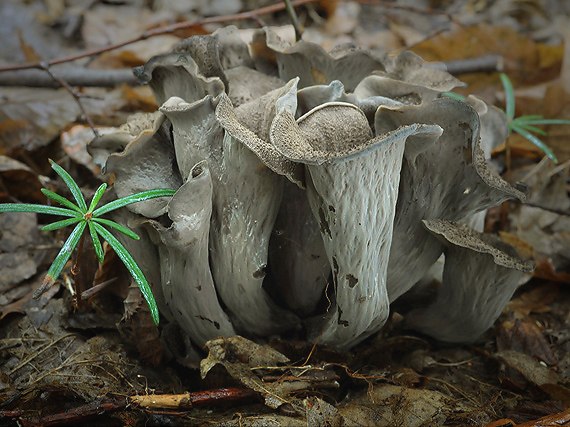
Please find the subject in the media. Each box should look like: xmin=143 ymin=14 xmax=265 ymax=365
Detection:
xmin=1 ymin=0 xmax=570 ymax=425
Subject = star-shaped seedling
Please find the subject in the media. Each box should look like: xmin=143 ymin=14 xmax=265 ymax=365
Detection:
xmin=444 ymin=74 xmax=570 ymax=164
xmin=500 ymin=73 xmax=570 ymax=164
xmin=0 ymin=160 xmax=175 ymax=324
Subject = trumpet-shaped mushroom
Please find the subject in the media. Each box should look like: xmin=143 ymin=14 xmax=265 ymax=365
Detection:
xmin=374 ymin=98 xmax=528 ymax=302
xmin=270 ymin=99 xmax=442 ymax=348
xmin=405 ymin=220 xmax=535 ymax=342
xmin=130 ymin=36 xmax=304 ymax=335
xmin=251 ymin=27 xmax=389 ymax=90
xmin=145 ymin=162 xmax=236 ymax=345
xmin=104 ymin=114 xmax=181 ymax=218
xmin=89 ymin=26 xmax=535 ymax=350
xmin=266 ymin=80 xmax=352 ymax=316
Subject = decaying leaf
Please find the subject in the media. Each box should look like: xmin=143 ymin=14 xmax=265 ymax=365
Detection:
xmin=339 ymin=383 xmax=483 ymax=426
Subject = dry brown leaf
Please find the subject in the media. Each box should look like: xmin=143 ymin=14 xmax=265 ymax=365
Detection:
xmin=0 ymin=119 xmax=35 ymax=155
xmin=0 ymin=155 xmax=44 ymax=203
xmin=120 ymin=84 xmax=158 ymax=112
xmin=17 ymin=29 xmax=43 ymax=63
xmin=515 ymin=408 xmax=570 ymax=427
xmin=200 ymin=336 xmax=297 ymax=409
xmin=505 ymin=283 xmax=558 ymax=319
xmin=338 ymin=383 xmax=481 ymax=426
xmin=61 ymin=125 xmax=102 ymax=176
xmin=533 ymin=253 xmax=570 ymax=284
xmin=411 ymin=24 xmax=564 ymax=96
xmin=495 ymin=350 xmax=561 ymax=389
xmin=496 ymin=319 xmax=557 ymax=367
xmin=499 ymin=231 xmax=535 ymax=260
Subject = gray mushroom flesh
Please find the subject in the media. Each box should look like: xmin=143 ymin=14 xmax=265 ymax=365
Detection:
xmin=270 ymin=97 xmax=442 ymax=348
xmin=462 ymin=95 xmax=510 ymax=232
xmin=89 ymin=111 xmax=163 ymax=170
xmin=134 ymin=31 xmax=303 ymax=336
xmin=267 ymin=179 xmax=330 ymax=317
xmin=250 ymin=27 xmax=389 ymax=90
xmin=205 ymin=82 xmax=302 ymax=336
xmin=375 ymin=98 xmax=529 ymax=302
xmin=105 ymin=113 xmax=181 ymax=218
xmin=144 ymin=161 xmax=236 ymax=345
xmin=88 ymin=25 xmax=536 ymax=351
xmin=404 ymin=220 xmax=535 ymax=343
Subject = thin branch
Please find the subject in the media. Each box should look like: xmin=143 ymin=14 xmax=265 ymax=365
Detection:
xmin=425 ymin=54 xmax=503 ymax=75
xmin=38 ymin=62 xmax=99 ymax=137
xmin=349 ymin=0 xmax=458 ymax=22
xmin=0 ymin=54 xmax=502 ymax=92
xmin=0 ymin=0 xmax=319 ymax=73
xmin=0 ymin=68 xmax=137 ymax=87
xmin=284 ymin=0 xmax=304 ymax=41
xmin=17 ymin=395 xmax=127 ymax=427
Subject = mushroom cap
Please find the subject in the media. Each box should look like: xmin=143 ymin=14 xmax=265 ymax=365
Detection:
xmin=378 ymin=98 xmax=528 ymax=302
xmin=105 ymin=113 xmax=181 ymax=218
xmin=404 ymin=220 xmax=535 ymax=343
xmin=216 ymin=78 xmax=304 ymax=187
xmin=251 ymin=27 xmax=389 ymax=91
xmin=135 ymin=52 xmax=225 ymax=107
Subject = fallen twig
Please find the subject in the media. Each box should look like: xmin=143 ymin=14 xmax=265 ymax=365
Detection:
xmin=0 ymin=0 xmax=319 ymax=74
xmin=426 ymin=54 xmax=502 ymax=75
xmin=284 ymin=0 xmax=304 ymax=41
xmin=4 ymin=389 xmax=259 ymax=426
xmin=38 ymin=63 xmax=99 ymax=137
xmin=17 ymin=395 xmax=127 ymax=427
xmin=130 ymin=387 xmax=258 ymax=409
xmin=0 ymin=68 xmax=137 ymax=87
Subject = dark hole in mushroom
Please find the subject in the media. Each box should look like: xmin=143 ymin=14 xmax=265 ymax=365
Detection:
xmin=253 ymin=265 xmax=267 ymax=279
xmin=337 ymin=306 xmax=349 ymax=327
xmin=346 ymin=274 xmax=358 ymax=288
xmin=318 ymin=206 xmax=332 ymax=238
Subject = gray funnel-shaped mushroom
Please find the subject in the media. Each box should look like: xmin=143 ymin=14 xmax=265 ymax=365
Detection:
xmin=105 ymin=113 xmax=181 ymax=218
xmin=206 ymin=81 xmax=302 ymax=335
xmin=158 ymin=90 xmax=299 ymax=336
xmin=405 ymin=220 xmax=535 ymax=343
xmin=101 ymin=114 xmax=181 ymax=321
xmin=375 ymin=98 xmax=528 ymax=302
xmin=270 ymin=100 xmax=442 ymax=348
xmin=251 ymin=27 xmax=388 ymax=91
xmin=146 ymin=162 xmax=235 ymax=345
xmin=267 ymin=81 xmax=351 ymax=316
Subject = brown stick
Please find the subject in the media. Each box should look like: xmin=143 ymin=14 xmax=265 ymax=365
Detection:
xmin=38 ymin=63 xmax=99 ymax=136
xmin=130 ymin=387 xmax=257 ymax=409
xmin=17 ymin=395 xmax=127 ymax=427
xmin=6 ymin=389 xmax=257 ymax=426
xmin=349 ymin=0 xmax=456 ymax=20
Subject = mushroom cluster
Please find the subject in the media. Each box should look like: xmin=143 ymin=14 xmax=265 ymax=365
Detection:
xmin=91 ymin=26 xmax=535 ymax=349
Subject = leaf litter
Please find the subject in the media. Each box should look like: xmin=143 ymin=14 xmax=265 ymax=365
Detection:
xmin=1 ymin=0 xmax=570 ymax=425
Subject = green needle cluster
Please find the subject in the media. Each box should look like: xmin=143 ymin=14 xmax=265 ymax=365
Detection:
xmin=500 ymin=73 xmax=570 ymax=164
xmin=444 ymin=74 xmax=570 ymax=164
xmin=0 ymin=160 xmax=175 ymax=325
